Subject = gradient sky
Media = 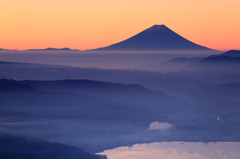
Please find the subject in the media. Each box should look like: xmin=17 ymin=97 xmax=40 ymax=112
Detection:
xmin=1 ymin=0 xmax=239 ymax=51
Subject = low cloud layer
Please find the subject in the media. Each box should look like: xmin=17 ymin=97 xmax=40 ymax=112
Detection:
xmin=148 ymin=121 xmax=173 ymax=131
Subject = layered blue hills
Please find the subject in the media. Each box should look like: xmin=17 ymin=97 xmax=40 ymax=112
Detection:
xmin=219 ymin=50 xmax=240 ymax=57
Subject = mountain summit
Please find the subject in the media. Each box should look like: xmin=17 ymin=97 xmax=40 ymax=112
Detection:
xmin=89 ymin=25 xmax=213 ymax=51
xmin=144 ymin=24 xmax=170 ymax=32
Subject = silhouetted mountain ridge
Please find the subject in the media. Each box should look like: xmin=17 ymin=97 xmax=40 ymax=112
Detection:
xmin=219 ymin=50 xmax=240 ymax=57
xmin=0 ymin=82 xmax=37 ymax=93
xmin=19 ymin=79 xmax=176 ymax=105
xmin=182 ymin=50 xmax=240 ymax=72
xmin=90 ymin=25 xmax=213 ymax=51
xmin=0 ymin=134 xmax=102 ymax=159
xmin=26 ymin=47 xmax=80 ymax=51
xmin=200 ymin=55 xmax=240 ymax=63
xmin=165 ymin=57 xmax=203 ymax=64
xmin=137 ymin=57 xmax=203 ymax=72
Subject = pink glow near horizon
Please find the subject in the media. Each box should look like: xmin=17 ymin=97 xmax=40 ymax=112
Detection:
xmin=0 ymin=0 xmax=240 ymax=51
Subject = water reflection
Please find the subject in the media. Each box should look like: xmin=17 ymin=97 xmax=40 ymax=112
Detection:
xmin=97 ymin=142 xmax=240 ymax=159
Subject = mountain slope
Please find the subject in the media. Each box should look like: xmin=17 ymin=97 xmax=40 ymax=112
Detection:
xmin=19 ymin=79 xmax=173 ymax=105
xmin=90 ymin=25 xmax=213 ymax=51
xmin=183 ymin=55 xmax=240 ymax=72
xmin=137 ymin=57 xmax=203 ymax=72
xmin=0 ymin=79 xmax=189 ymax=122
xmin=219 ymin=50 xmax=240 ymax=57
xmin=0 ymin=134 xmax=103 ymax=159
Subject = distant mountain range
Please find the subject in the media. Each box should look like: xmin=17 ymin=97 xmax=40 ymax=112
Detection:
xmin=26 ymin=47 xmax=81 ymax=51
xmin=219 ymin=50 xmax=240 ymax=57
xmin=138 ymin=57 xmax=203 ymax=72
xmin=0 ymin=59 xmax=211 ymax=97
xmin=89 ymin=25 xmax=214 ymax=51
xmin=0 ymin=79 xmax=177 ymax=107
xmin=0 ymin=48 xmax=17 ymax=51
xmin=0 ymin=78 xmax=191 ymax=123
xmin=137 ymin=50 xmax=240 ymax=72
xmin=182 ymin=50 xmax=240 ymax=72
xmin=0 ymin=47 xmax=81 ymax=51
xmin=3 ymin=25 xmax=233 ymax=51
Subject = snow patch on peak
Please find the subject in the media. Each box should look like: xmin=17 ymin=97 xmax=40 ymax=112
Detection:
xmin=145 ymin=25 xmax=169 ymax=32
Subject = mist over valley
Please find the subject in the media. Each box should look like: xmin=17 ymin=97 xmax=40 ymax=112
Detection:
xmin=0 ymin=25 xmax=240 ymax=158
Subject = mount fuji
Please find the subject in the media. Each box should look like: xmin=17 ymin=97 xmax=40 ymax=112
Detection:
xmin=89 ymin=25 xmax=214 ymax=51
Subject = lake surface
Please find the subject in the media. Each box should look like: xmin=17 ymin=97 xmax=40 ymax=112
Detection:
xmin=97 ymin=142 xmax=240 ymax=159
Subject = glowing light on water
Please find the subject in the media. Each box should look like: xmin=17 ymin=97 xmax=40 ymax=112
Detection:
xmin=97 ymin=142 xmax=240 ymax=159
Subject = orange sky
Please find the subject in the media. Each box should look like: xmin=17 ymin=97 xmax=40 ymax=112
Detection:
xmin=0 ymin=0 xmax=239 ymax=51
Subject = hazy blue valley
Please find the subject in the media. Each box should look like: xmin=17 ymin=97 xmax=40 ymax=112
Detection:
xmin=0 ymin=25 xmax=240 ymax=159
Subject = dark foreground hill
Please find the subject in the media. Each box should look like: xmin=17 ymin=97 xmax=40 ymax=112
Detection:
xmin=90 ymin=25 xmax=213 ymax=51
xmin=0 ymin=82 xmax=37 ymax=92
xmin=0 ymin=134 xmax=103 ymax=159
